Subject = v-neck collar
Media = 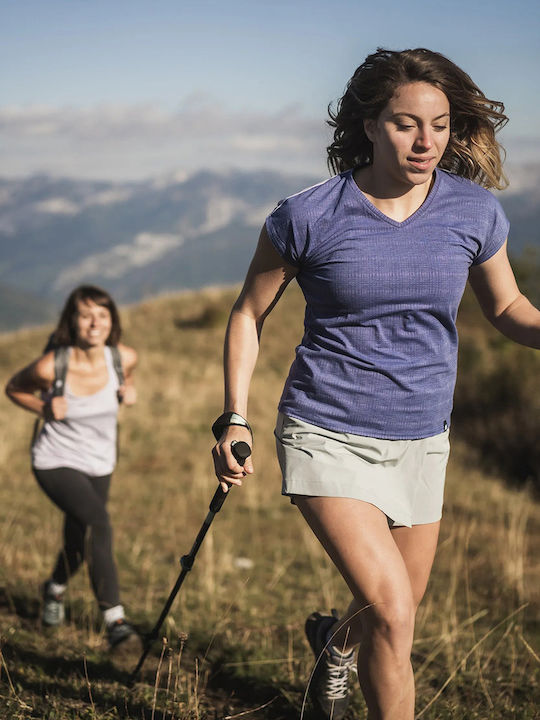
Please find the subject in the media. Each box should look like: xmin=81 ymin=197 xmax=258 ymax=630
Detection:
xmin=346 ymin=167 xmax=442 ymax=228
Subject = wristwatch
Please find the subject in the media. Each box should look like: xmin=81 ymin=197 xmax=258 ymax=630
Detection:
xmin=212 ymin=412 xmax=253 ymax=441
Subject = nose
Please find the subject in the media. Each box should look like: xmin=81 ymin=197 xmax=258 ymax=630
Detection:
xmin=413 ymin=126 xmax=433 ymax=151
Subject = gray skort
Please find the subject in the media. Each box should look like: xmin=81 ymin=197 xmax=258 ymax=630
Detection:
xmin=274 ymin=412 xmax=450 ymax=528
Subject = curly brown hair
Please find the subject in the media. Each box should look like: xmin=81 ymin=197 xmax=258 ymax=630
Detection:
xmin=327 ymin=48 xmax=508 ymax=190
xmin=51 ymin=285 xmax=122 ymax=347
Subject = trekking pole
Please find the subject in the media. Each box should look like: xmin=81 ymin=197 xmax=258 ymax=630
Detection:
xmin=129 ymin=439 xmax=251 ymax=684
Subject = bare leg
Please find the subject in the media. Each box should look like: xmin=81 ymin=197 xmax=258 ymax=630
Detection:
xmin=295 ymin=497 xmax=440 ymax=720
xmin=336 ymin=520 xmax=441 ymax=639
xmin=390 ymin=522 xmax=440 ymax=607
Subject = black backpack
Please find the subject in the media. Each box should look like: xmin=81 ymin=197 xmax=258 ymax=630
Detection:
xmin=49 ymin=345 xmax=125 ymax=398
xmin=31 ymin=344 xmax=125 ymax=447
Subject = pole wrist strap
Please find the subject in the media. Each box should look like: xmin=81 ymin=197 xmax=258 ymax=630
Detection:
xmin=212 ymin=412 xmax=253 ymax=441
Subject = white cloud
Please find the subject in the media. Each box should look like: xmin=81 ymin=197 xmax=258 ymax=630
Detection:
xmin=1 ymin=98 xmax=539 ymax=184
xmin=53 ymin=232 xmax=184 ymax=288
xmin=34 ymin=197 xmax=80 ymax=215
xmin=86 ymin=188 xmax=135 ymax=206
xmin=0 ymin=98 xmax=330 ymax=181
xmin=30 ymin=188 xmax=136 ymax=217
xmin=196 ymin=195 xmax=247 ymax=235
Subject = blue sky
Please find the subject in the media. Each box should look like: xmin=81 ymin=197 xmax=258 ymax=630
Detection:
xmin=1 ymin=0 xmax=539 ymax=180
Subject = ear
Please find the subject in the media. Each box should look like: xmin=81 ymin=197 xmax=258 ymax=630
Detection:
xmin=363 ymin=118 xmax=376 ymax=142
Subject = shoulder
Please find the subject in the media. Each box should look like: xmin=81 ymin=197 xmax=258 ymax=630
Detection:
xmin=33 ymin=350 xmax=56 ymax=385
xmin=265 ymin=172 xmax=357 ymax=265
xmin=269 ymin=172 xmax=351 ymax=224
xmin=116 ymin=343 xmax=137 ymax=371
xmin=438 ymin=169 xmax=503 ymax=207
xmin=436 ymin=170 xmax=508 ymax=232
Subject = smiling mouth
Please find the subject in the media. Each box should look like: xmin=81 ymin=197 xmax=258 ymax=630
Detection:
xmin=408 ymin=157 xmax=435 ymax=170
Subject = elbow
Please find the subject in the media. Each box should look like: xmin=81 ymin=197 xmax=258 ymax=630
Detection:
xmin=487 ymin=292 xmax=526 ymax=328
xmin=489 ymin=294 xmax=540 ymax=348
xmin=5 ymin=379 xmax=15 ymax=400
xmin=5 ymin=376 xmax=30 ymax=402
xmin=230 ymin=302 xmax=260 ymax=326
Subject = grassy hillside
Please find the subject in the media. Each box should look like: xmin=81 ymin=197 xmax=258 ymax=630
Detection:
xmin=0 ymin=284 xmax=538 ymax=719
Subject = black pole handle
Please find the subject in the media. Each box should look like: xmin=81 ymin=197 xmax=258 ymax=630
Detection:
xmin=209 ymin=440 xmax=251 ymax=512
xmin=231 ymin=439 xmax=252 ymax=464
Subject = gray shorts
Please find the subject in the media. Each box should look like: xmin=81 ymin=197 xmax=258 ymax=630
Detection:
xmin=274 ymin=412 xmax=450 ymax=528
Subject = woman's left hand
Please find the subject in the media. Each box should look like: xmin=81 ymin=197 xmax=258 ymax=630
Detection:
xmin=117 ymin=345 xmax=138 ymax=406
xmin=118 ymin=384 xmax=137 ymax=405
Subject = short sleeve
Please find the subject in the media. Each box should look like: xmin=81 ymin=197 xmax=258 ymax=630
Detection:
xmin=265 ymin=198 xmax=308 ymax=267
xmin=472 ymin=196 xmax=510 ymax=266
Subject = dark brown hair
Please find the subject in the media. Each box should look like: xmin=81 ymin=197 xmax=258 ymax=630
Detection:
xmin=51 ymin=285 xmax=121 ymax=347
xmin=327 ymin=48 xmax=508 ymax=189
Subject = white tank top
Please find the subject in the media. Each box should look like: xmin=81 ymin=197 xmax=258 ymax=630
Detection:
xmin=32 ymin=346 xmax=120 ymax=476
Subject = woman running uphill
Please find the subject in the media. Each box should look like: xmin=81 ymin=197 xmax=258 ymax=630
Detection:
xmin=6 ymin=285 xmax=140 ymax=652
xmin=212 ymin=48 xmax=540 ymax=719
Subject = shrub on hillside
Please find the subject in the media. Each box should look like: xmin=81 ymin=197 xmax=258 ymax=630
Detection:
xmin=453 ymin=336 xmax=539 ymax=492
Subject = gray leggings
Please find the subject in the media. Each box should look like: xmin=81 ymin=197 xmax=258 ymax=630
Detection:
xmin=33 ymin=466 xmax=120 ymax=610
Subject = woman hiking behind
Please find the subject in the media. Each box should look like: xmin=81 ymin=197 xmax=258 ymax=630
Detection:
xmin=5 ymin=284 xmax=140 ymax=653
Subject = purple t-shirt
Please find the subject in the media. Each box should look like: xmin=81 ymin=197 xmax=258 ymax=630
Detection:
xmin=265 ymin=168 xmax=509 ymax=439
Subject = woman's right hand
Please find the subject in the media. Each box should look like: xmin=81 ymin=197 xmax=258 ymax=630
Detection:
xmin=44 ymin=395 xmax=68 ymax=421
xmin=212 ymin=426 xmax=254 ymax=493
xmin=212 ymin=226 xmax=295 ymax=494
xmin=5 ymin=352 xmax=57 ymax=417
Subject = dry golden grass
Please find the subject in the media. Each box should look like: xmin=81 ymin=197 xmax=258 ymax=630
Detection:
xmin=0 ymin=283 xmax=538 ymax=719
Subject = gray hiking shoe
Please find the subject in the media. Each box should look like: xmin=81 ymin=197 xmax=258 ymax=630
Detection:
xmin=42 ymin=582 xmax=65 ymax=627
xmin=305 ymin=609 xmax=355 ymax=720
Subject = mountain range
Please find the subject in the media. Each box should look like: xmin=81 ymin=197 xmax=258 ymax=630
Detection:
xmin=1 ymin=165 xmax=539 ymax=331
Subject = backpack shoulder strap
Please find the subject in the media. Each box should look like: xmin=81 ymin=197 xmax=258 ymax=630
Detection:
xmin=110 ymin=346 xmax=125 ymax=387
xmin=52 ymin=346 xmax=70 ymax=397
xmin=31 ymin=344 xmax=68 ymax=449
xmin=50 ymin=346 xmax=125 ymax=397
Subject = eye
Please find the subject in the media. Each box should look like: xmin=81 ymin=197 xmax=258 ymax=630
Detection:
xmin=433 ymin=125 xmax=449 ymax=132
xmin=396 ymin=123 xmax=415 ymax=131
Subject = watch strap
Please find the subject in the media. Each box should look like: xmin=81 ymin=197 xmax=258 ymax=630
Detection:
xmin=212 ymin=412 xmax=253 ymax=441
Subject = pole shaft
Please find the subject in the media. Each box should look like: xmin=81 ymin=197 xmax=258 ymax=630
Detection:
xmin=129 ymin=440 xmax=251 ymax=684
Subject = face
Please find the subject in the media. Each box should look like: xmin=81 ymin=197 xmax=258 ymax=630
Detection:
xmin=75 ymin=299 xmax=112 ymax=347
xmin=364 ymin=81 xmax=450 ymax=189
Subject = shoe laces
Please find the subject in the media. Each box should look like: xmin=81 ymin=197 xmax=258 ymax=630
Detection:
xmin=323 ymin=651 xmax=354 ymax=700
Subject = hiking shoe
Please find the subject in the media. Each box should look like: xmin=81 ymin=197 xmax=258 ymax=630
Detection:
xmin=305 ymin=610 xmax=355 ymax=720
xmin=107 ymin=618 xmax=138 ymax=648
xmin=42 ymin=582 xmax=65 ymax=627
xmin=107 ymin=618 xmax=143 ymax=671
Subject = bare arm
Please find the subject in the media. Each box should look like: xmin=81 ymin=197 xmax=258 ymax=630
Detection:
xmin=118 ymin=344 xmax=138 ymax=405
xmin=5 ymin=352 xmax=58 ymax=418
xmin=212 ymin=225 xmax=298 ymax=490
xmin=468 ymin=241 xmax=540 ymax=349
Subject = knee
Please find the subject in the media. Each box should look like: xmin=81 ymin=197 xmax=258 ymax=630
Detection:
xmin=89 ymin=508 xmax=112 ymax=534
xmin=364 ymin=597 xmax=416 ymax=651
